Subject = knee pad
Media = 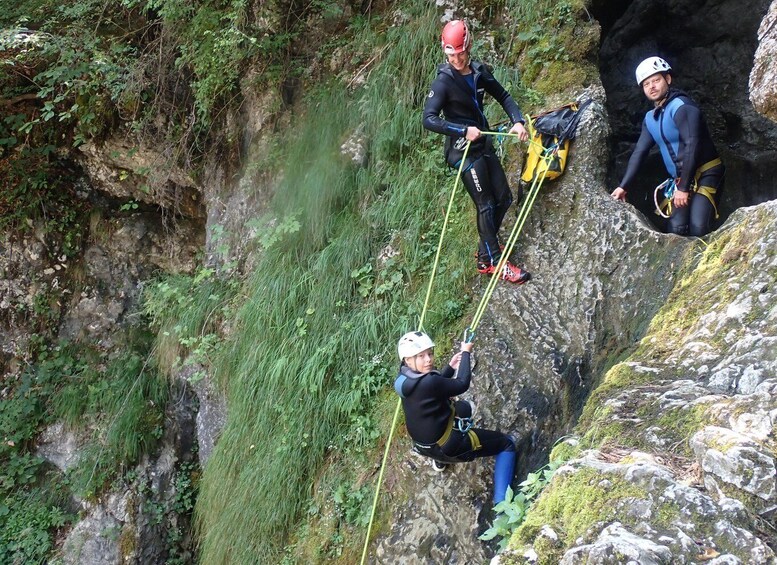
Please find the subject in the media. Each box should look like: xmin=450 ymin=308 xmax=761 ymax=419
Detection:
xmin=476 ymin=201 xmax=497 ymax=216
xmin=667 ymin=222 xmax=689 ymax=236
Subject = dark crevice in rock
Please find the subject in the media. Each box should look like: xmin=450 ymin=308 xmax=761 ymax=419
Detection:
xmin=593 ymin=0 xmax=777 ymax=232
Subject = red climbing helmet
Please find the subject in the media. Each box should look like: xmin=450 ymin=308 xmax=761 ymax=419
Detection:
xmin=441 ymin=20 xmax=471 ymax=55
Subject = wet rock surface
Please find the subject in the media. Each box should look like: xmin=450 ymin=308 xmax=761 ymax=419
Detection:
xmin=750 ymin=0 xmax=777 ymax=123
xmin=506 ymin=201 xmax=777 ymax=562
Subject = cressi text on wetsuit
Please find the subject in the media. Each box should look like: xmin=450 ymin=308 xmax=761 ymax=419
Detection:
xmin=619 ymin=88 xmax=724 ymax=236
xmin=423 ymin=61 xmax=525 ymax=265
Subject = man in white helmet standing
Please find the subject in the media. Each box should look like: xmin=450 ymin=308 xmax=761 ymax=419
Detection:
xmin=393 ymin=330 xmax=516 ymax=504
xmin=611 ymin=56 xmax=725 ymax=236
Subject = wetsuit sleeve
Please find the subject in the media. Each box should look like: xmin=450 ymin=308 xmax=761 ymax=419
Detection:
xmin=422 ymin=77 xmax=468 ymax=137
xmin=619 ymin=121 xmax=655 ymax=189
xmin=480 ymin=67 xmax=524 ymax=125
xmin=674 ymin=104 xmax=702 ymax=192
xmin=430 ymin=352 xmax=471 ymax=396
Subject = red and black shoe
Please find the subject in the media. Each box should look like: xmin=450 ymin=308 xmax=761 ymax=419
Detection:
xmin=477 ymin=260 xmax=531 ymax=284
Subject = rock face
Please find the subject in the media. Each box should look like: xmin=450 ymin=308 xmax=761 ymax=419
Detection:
xmin=56 ymin=383 xmax=198 ymax=565
xmin=78 ymin=138 xmax=204 ymax=219
xmin=0 ymin=232 xmax=52 ymax=362
xmin=750 ymin=0 xmax=777 ymax=122
xmin=60 ymin=212 xmax=203 ymax=345
xmin=375 ymin=84 xmax=696 ymax=563
xmin=544 ymin=454 xmax=774 ymax=565
xmin=503 ymin=201 xmax=777 ymax=562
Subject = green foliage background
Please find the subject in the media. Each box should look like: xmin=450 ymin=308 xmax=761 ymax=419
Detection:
xmin=0 ymin=0 xmax=592 ymax=562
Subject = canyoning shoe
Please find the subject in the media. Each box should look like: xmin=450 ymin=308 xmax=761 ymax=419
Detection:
xmin=430 ymin=459 xmax=448 ymax=473
xmin=477 ymin=260 xmax=531 ymax=284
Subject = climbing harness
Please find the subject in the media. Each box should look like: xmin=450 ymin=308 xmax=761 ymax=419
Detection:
xmin=361 ymin=106 xmax=585 ymax=564
xmin=653 ymin=157 xmax=723 ymax=219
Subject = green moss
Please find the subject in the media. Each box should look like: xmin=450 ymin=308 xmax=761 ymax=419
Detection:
xmin=577 ymin=363 xmax=653 ymax=430
xmin=714 ymin=480 xmax=768 ymax=515
xmin=648 ymin=403 xmax=713 ymax=457
xmin=549 ymin=439 xmax=582 ymax=463
xmin=653 ymin=500 xmax=680 ymax=530
xmin=637 ymin=217 xmax=767 ymax=361
xmin=533 ymin=534 xmax=565 ymax=564
xmin=534 ymin=61 xmax=588 ymax=97
xmin=118 ymin=525 xmax=137 ymax=559
xmin=510 ymin=467 xmax=646 ymax=554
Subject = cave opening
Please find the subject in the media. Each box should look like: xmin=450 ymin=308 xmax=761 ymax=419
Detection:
xmin=590 ymin=0 xmax=777 ymax=232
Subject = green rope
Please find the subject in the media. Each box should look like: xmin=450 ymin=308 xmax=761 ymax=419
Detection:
xmin=358 ymin=397 xmax=402 ymax=565
xmin=467 ymin=131 xmax=554 ymax=333
xmin=419 ymin=141 xmax=472 ymax=330
xmin=359 ymin=142 xmax=472 ymax=565
xmin=359 ymin=126 xmax=557 ymax=562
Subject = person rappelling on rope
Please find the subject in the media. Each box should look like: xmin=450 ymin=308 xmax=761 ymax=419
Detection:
xmin=423 ymin=19 xmax=531 ymax=284
xmin=611 ymin=56 xmax=725 ymax=237
xmin=394 ymin=331 xmax=516 ymax=503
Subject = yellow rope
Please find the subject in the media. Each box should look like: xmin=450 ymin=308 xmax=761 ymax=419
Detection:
xmin=359 ymin=141 xmax=471 ymax=565
xmin=468 ymin=130 xmax=553 ymax=333
xmin=419 ymin=141 xmax=472 ymax=330
xmin=359 ymin=126 xmax=555 ymax=563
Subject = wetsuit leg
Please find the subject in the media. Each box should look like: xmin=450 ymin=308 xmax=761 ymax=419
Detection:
xmin=493 ymin=447 xmax=516 ymax=503
xmin=483 ymin=152 xmax=513 ymax=235
xmin=666 ymin=200 xmax=690 ymax=235
xmin=669 ymin=166 xmax=724 ymax=237
xmin=687 ymin=193 xmax=716 ymax=237
xmin=688 ymin=167 xmax=724 ymax=237
xmin=440 ymin=428 xmax=517 ymax=502
xmin=461 ymin=153 xmax=512 ymax=265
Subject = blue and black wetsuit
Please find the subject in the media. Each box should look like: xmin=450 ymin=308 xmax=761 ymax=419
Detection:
xmin=394 ymin=351 xmax=516 ymax=503
xmin=620 ymin=88 xmax=724 ymax=236
xmin=423 ymin=61 xmax=526 ymax=266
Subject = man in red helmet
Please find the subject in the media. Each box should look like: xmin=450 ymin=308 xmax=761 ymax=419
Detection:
xmin=423 ymin=19 xmax=531 ymax=284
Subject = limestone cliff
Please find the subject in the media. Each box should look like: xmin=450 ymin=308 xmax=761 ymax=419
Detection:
xmin=2 ymin=1 xmax=777 ymax=563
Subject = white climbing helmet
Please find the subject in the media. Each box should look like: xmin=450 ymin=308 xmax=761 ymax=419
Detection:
xmin=635 ymin=56 xmax=672 ymax=86
xmin=397 ymin=331 xmax=435 ymax=360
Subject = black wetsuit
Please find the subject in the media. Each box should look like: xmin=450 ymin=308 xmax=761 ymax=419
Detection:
xmin=423 ymin=61 xmax=525 ymax=265
xmin=619 ymin=88 xmax=724 ymax=236
xmin=394 ymin=352 xmax=514 ymax=462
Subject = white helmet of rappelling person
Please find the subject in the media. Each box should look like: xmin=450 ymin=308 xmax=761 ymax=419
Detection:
xmin=635 ymin=56 xmax=672 ymax=86
xmin=397 ymin=331 xmax=435 ymax=361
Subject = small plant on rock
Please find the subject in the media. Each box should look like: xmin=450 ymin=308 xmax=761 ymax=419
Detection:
xmin=479 ymin=459 xmax=564 ymax=550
